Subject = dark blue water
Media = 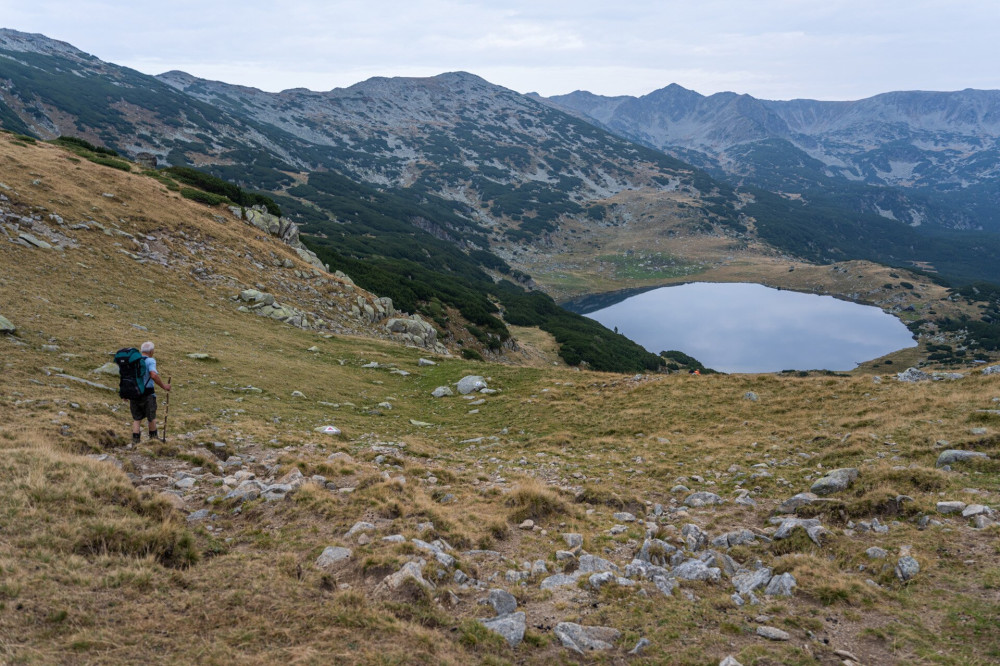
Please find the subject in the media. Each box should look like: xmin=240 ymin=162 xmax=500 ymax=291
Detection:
xmin=584 ymin=282 xmax=916 ymax=373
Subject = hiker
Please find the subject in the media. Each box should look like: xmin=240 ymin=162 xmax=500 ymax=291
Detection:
xmin=126 ymin=341 xmax=170 ymax=443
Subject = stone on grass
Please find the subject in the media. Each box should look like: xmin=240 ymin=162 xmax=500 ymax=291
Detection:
xmin=487 ymin=589 xmax=517 ymax=616
xmin=810 ymin=468 xmax=859 ymax=495
xmin=554 ymin=622 xmax=621 ymax=654
xmin=756 ymin=626 xmax=790 ymax=641
xmin=379 ymin=560 xmax=433 ymax=592
xmin=628 ymin=637 xmax=651 ymax=655
xmin=764 ymin=573 xmax=796 ymax=596
xmin=431 ymin=386 xmax=453 ymax=398
xmin=684 ymin=491 xmax=723 ymax=507
xmin=936 ymin=450 xmax=989 ymax=467
xmin=720 ymin=657 xmax=744 ymax=666
xmin=540 ymin=573 xmax=579 ymax=590
xmin=315 ymin=546 xmax=352 ymax=568
xmin=895 ymin=556 xmax=920 ymax=582
xmin=562 ymin=533 xmax=583 ymax=548
xmin=865 ymin=547 xmax=888 ymax=560
xmin=777 ymin=492 xmax=819 ymax=513
xmin=672 ymin=559 xmax=721 ymax=582
xmin=962 ymin=504 xmax=991 ymax=518
xmin=578 ymin=554 xmax=619 ymax=574
xmin=91 ymin=362 xmax=120 ymax=375
xmin=457 ymin=375 xmax=488 ymax=394
xmin=418 ymin=358 xmax=437 ymax=366
xmin=937 ymin=501 xmax=967 ymax=514
xmin=314 ymin=425 xmax=342 ymax=436
xmin=772 ymin=517 xmax=827 ymax=545
xmin=0 ymin=314 xmax=15 ymax=334
xmin=478 ymin=612 xmax=525 ymax=647
xmin=732 ymin=568 xmax=772 ymax=595
xmin=613 ymin=511 xmax=636 ymax=522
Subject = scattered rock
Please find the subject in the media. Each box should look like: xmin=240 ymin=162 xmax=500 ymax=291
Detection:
xmin=756 ymin=626 xmax=790 ymax=641
xmin=865 ymin=547 xmax=888 ymax=559
xmin=379 ymin=560 xmax=434 ymax=592
xmin=478 ymin=612 xmax=526 ymax=647
xmin=457 ymin=375 xmax=488 ymax=394
xmin=895 ymin=554 xmax=920 ymax=582
xmin=744 ymin=391 xmax=759 ymax=402
xmin=418 ymin=358 xmax=437 ymax=366
xmin=810 ymin=467 xmax=859 ymax=496
xmin=487 ymin=589 xmax=517 ymax=616
xmin=628 ymin=637 xmax=651 ymax=655
xmin=936 ymin=450 xmax=989 ymax=467
xmin=777 ymin=492 xmax=819 ymax=513
xmin=91 ymin=362 xmax=120 ymax=375
xmin=936 ymin=501 xmax=967 ymax=514
xmin=0 ymin=314 xmax=16 ymax=334
xmin=554 ymin=622 xmax=621 ymax=654
xmin=315 ymin=546 xmax=352 ymax=568
xmin=732 ymin=568 xmax=772 ymax=595
xmin=431 ymin=386 xmax=454 ymax=398
xmin=684 ymin=491 xmax=723 ymax=507
xmin=719 ymin=656 xmax=744 ymax=666
xmin=314 ymin=425 xmax=342 ymax=435
xmin=764 ymin=572 xmax=796 ymax=596
xmin=771 ymin=517 xmax=827 ymax=545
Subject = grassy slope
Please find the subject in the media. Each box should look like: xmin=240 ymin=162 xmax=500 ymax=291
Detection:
xmin=1 ymin=135 xmax=999 ymax=664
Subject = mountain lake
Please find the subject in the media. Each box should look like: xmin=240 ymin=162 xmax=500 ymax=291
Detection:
xmin=577 ymin=282 xmax=917 ymax=373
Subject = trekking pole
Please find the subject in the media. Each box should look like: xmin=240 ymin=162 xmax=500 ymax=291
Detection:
xmin=161 ymin=376 xmax=171 ymax=442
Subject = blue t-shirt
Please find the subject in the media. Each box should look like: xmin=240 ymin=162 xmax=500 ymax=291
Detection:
xmin=143 ymin=356 xmax=157 ymax=390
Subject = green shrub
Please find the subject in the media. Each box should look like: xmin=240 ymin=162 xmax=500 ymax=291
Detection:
xmin=180 ymin=188 xmax=229 ymax=206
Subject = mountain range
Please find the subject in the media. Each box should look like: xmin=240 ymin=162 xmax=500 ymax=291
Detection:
xmin=2 ymin=27 xmax=1000 ymax=359
xmin=543 ymin=85 xmax=1000 ymax=231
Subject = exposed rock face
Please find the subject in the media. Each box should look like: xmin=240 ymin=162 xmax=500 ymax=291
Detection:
xmin=384 ymin=315 xmax=446 ymax=353
xmin=229 ymin=205 xmax=326 ymax=271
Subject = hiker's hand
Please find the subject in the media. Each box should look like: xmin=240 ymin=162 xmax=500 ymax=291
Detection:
xmin=165 ymin=383 xmax=171 ymax=392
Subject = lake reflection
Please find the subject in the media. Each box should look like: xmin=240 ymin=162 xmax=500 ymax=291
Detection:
xmin=584 ymin=282 xmax=916 ymax=373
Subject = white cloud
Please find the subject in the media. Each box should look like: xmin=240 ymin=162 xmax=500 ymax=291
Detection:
xmin=3 ymin=0 xmax=999 ymax=99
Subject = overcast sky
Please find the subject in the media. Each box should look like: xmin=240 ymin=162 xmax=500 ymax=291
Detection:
xmin=4 ymin=0 xmax=999 ymax=100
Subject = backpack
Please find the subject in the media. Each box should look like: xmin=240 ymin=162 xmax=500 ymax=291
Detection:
xmin=114 ymin=347 xmax=149 ymax=400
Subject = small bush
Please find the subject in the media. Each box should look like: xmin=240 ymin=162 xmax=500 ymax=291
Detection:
xmin=506 ymin=480 xmax=568 ymax=523
xmin=461 ymin=348 xmax=484 ymax=361
xmin=180 ymin=188 xmax=230 ymax=206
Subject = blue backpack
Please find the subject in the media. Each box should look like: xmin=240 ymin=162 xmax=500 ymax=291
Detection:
xmin=114 ymin=348 xmax=149 ymax=400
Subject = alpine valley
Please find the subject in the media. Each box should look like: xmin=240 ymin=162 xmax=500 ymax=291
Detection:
xmin=2 ymin=28 xmax=1000 ymax=666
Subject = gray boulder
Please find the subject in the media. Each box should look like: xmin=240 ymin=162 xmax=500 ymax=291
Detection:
xmin=431 ymin=386 xmax=454 ymax=398
xmin=732 ymin=568 xmax=772 ymax=595
xmin=457 ymin=375 xmax=488 ymax=394
xmin=478 ymin=612 xmax=526 ymax=647
xmin=936 ymin=450 xmax=989 ymax=467
xmin=896 ymin=367 xmax=931 ymax=382
xmin=771 ymin=517 xmax=827 ymax=545
xmin=756 ymin=626 xmax=790 ymax=641
xmin=487 ymin=589 xmax=517 ymax=616
xmin=684 ymin=491 xmax=724 ymax=507
xmin=672 ymin=559 xmax=721 ymax=582
xmin=0 ymin=314 xmax=16 ymax=334
xmin=895 ymin=556 xmax=920 ymax=582
xmin=810 ymin=468 xmax=859 ymax=495
xmin=315 ymin=546 xmax=352 ymax=568
xmin=764 ymin=572 xmax=797 ymax=596
xmin=936 ymin=501 xmax=967 ymax=514
xmin=540 ymin=573 xmax=579 ymax=590
xmin=982 ymin=364 xmax=1000 ymax=375
xmin=777 ymin=492 xmax=819 ymax=513
xmin=554 ymin=622 xmax=621 ymax=653
xmin=378 ymin=560 xmax=434 ymax=592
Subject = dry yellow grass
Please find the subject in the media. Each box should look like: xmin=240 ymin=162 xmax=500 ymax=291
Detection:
xmin=1 ymin=134 xmax=999 ymax=664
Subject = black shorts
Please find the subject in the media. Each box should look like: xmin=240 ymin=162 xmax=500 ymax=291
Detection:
xmin=129 ymin=393 xmax=157 ymax=422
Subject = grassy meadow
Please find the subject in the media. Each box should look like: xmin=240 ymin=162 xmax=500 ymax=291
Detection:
xmin=0 ymin=133 xmax=998 ymax=664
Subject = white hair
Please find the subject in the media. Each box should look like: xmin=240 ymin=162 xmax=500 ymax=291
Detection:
xmin=140 ymin=341 xmax=154 ymax=353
